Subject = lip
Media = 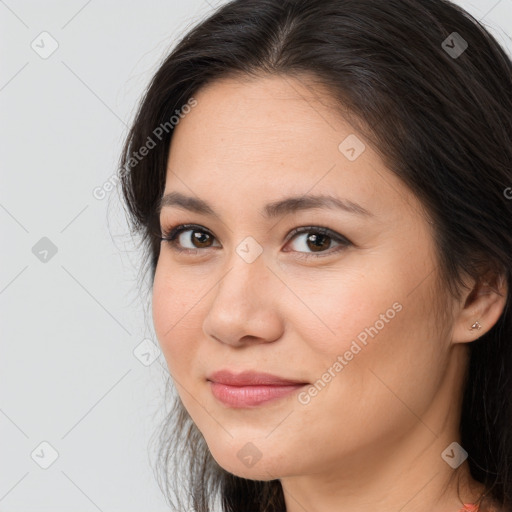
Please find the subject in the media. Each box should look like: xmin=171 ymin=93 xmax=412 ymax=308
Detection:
xmin=207 ymin=369 xmax=308 ymax=386
xmin=207 ymin=370 xmax=309 ymax=408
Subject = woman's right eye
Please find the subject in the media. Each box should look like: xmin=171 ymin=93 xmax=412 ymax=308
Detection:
xmin=160 ymin=224 xmax=221 ymax=254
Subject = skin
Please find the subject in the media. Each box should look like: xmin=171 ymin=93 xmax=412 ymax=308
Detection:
xmin=151 ymin=74 xmax=507 ymax=512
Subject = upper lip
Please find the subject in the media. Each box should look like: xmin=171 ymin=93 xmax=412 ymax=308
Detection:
xmin=207 ymin=370 xmax=308 ymax=386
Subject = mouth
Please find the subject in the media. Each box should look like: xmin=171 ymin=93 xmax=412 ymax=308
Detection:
xmin=206 ymin=369 xmax=309 ymax=408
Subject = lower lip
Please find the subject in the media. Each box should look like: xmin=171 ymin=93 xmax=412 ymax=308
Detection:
xmin=209 ymin=381 xmax=307 ymax=407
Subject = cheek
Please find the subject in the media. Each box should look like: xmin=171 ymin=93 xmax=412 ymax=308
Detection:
xmin=291 ymin=237 xmax=439 ymax=357
xmin=151 ymin=264 xmax=204 ymax=376
xmin=288 ymin=261 xmax=442 ymax=403
xmin=283 ymin=266 xmax=398 ymax=357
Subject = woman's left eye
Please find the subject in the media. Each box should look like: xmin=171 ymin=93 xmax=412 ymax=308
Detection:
xmin=284 ymin=227 xmax=351 ymax=257
xmin=159 ymin=224 xmax=352 ymax=258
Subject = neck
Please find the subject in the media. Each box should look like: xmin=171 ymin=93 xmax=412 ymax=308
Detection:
xmin=280 ymin=439 xmax=485 ymax=512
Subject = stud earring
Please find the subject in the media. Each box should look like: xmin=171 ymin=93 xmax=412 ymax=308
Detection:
xmin=470 ymin=320 xmax=482 ymax=331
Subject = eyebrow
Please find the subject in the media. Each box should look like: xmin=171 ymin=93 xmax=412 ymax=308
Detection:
xmin=157 ymin=191 xmax=372 ymax=219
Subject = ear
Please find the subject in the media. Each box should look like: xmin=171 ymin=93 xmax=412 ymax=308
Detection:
xmin=451 ymin=270 xmax=508 ymax=344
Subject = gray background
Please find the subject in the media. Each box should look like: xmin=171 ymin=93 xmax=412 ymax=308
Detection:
xmin=1 ymin=0 xmax=511 ymax=510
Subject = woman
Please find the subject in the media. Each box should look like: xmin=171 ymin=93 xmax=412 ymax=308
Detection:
xmin=118 ymin=0 xmax=512 ymax=510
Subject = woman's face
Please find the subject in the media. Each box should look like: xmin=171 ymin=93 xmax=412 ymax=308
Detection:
xmin=152 ymin=75 xmax=460 ymax=481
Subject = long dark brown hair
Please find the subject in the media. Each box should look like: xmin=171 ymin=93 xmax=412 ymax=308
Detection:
xmin=118 ymin=0 xmax=512 ymax=510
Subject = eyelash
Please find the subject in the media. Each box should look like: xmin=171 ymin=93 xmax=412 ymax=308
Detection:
xmin=159 ymin=223 xmax=352 ymax=260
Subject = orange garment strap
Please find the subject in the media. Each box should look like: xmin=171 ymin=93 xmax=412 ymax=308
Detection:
xmin=460 ymin=504 xmax=479 ymax=512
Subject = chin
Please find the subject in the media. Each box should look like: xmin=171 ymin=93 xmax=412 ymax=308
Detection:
xmin=216 ymin=460 xmax=283 ymax=482
xmin=206 ymin=440 xmax=289 ymax=481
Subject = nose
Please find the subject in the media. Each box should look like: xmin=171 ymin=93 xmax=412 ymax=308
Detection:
xmin=202 ymin=250 xmax=284 ymax=347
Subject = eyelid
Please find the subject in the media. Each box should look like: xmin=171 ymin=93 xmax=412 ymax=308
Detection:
xmin=160 ymin=223 xmax=220 ymax=252
xmin=285 ymin=225 xmax=351 ymax=246
xmin=159 ymin=223 xmax=352 ymax=257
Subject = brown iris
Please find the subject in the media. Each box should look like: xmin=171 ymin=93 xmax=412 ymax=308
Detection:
xmin=191 ymin=230 xmax=214 ymax=248
xmin=305 ymin=233 xmax=331 ymax=252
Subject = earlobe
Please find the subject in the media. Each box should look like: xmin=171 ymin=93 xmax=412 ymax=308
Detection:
xmin=451 ymin=272 xmax=508 ymax=344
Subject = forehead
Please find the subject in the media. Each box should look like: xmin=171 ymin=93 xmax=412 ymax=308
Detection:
xmin=163 ymin=75 xmax=423 ymax=227
xmin=170 ymin=74 xmax=345 ymax=154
